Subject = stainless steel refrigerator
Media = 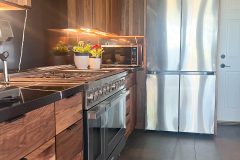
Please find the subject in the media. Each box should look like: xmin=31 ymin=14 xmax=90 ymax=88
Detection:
xmin=145 ymin=0 xmax=218 ymax=134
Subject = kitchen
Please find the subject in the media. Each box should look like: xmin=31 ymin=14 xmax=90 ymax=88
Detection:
xmin=0 ymin=0 xmax=240 ymax=160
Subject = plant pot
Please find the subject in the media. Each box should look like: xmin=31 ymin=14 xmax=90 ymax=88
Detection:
xmin=74 ymin=53 xmax=89 ymax=69
xmin=49 ymin=54 xmax=70 ymax=65
xmin=89 ymin=57 xmax=101 ymax=69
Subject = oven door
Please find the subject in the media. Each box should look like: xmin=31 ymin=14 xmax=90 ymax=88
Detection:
xmin=105 ymin=89 xmax=129 ymax=158
xmin=85 ymin=103 xmax=108 ymax=160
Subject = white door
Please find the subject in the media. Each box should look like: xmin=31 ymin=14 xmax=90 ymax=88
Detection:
xmin=218 ymin=0 xmax=240 ymax=122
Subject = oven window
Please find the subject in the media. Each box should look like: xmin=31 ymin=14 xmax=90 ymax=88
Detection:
xmin=105 ymin=98 xmax=125 ymax=145
xmin=89 ymin=118 xmax=104 ymax=160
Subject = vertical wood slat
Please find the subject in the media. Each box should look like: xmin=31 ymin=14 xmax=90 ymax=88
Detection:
xmin=120 ymin=0 xmax=144 ymax=36
xmin=68 ymin=0 xmax=78 ymax=28
xmin=92 ymin=0 xmax=107 ymax=31
xmin=77 ymin=0 xmax=93 ymax=28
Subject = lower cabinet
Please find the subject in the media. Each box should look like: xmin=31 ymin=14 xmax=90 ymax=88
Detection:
xmin=0 ymin=104 xmax=55 ymax=160
xmin=56 ymin=119 xmax=83 ymax=160
xmin=125 ymin=84 xmax=136 ymax=138
xmin=23 ymin=138 xmax=56 ymax=160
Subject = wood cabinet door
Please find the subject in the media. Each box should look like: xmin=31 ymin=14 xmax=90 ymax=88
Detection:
xmin=130 ymin=85 xmax=137 ymax=130
xmin=93 ymin=0 xmax=107 ymax=31
xmin=24 ymin=138 xmax=55 ymax=160
xmin=0 ymin=104 xmax=55 ymax=160
xmin=125 ymin=84 xmax=137 ymax=138
xmin=77 ymin=0 xmax=93 ymax=28
xmin=121 ymin=0 xmax=144 ymax=36
xmin=68 ymin=0 xmax=93 ymax=28
xmin=106 ymin=0 xmax=122 ymax=34
xmin=55 ymin=93 xmax=83 ymax=135
xmin=56 ymin=119 xmax=83 ymax=160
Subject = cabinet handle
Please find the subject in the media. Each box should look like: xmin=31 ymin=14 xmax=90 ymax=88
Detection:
xmin=66 ymin=123 xmax=78 ymax=131
xmin=5 ymin=114 xmax=26 ymax=123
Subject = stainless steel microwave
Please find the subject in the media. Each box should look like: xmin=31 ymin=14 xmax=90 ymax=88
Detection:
xmin=101 ymin=45 xmax=143 ymax=66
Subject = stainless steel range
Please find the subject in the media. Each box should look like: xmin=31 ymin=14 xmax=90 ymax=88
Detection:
xmin=84 ymin=71 xmax=128 ymax=160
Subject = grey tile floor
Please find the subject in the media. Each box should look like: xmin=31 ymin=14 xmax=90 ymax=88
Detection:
xmin=120 ymin=125 xmax=240 ymax=160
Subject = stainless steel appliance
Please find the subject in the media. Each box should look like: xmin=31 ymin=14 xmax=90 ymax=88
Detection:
xmin=146 ymin=0 xmax=218 ymax=134
xmin=84 ymin=73 xmax=128 ymax=160
xmin=101 ymin=45 xmax=143 ymax=66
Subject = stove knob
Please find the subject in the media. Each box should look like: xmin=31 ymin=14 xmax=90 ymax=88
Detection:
xmin=87 ymin=93 xmax=94 ymax=102
xmin=106 ymin=86 xmax=110 ymax=92
xmin=102 ymin=86 xmax=107 ymax=94
xmin=99 ymin=89 xmax=103 ymax=96
xmin=94 ymin=91 xmax=99 ymax=100
xmin=111 ymin=83 xmax=116 ymax=90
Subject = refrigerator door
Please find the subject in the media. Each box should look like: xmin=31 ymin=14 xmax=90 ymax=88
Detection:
xmin=146 ymin=0 xmax=181 ymax=71
xmin=179 ymin=73 xmax=216 ymax=134
xmin=181 ymin=0 xmax=219 ymax=71
xmin=146 ymin=72 xmax=179 ymax=132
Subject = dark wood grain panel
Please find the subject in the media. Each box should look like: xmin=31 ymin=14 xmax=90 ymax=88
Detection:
xmin=56 ymin=120 xmax=83 ymax=160
xmin=55 ymin=92 xmax=83 ymax=135
xmin=93 ymin=0 xmax=107 ymax=31
xmin=125 ymin=72 xmax=136 ymax=89
xmin=129 ymin=0 xmax=144 ymax=35
xmin=106 ymin=0 xmax=122 ymax=34
xmin=0 ymin=104 xmax=55 ymax=160
xmin=76 ymin=0 xmax=93 ymax=28
xmin=120 ymin=0 xmax=144 ymax=36
xmin=24 ymin=138 xmax=55 ymax=160
xmin=136 ymin=69 xmax=146 ymax=129
xmin=68 ymin=0 xmax=78 ymax=28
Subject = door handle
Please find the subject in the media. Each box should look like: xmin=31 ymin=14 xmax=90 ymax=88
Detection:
xmin=220 ymin=64 xmax=231 ymax=68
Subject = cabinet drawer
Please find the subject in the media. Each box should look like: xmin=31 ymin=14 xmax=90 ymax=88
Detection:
xmin=0 ymin=104 xmax=55 ymax=160
xmin=55 ymin=93 xmax=83 ymax=134
xmin=56 ymin=119 xmax=83 ymax=160
xmin=125 ymin=73 xmax=136 ymax=88
xmin=24 ymin=138 xmax=55 ymax=160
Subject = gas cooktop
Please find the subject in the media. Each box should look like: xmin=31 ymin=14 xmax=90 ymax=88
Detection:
xmin=9 ymin=66 xmax=125 ymax=84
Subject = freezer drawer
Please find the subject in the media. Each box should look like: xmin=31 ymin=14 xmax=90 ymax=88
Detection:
xmin=179 ymin=74 xmax=216 ymax=134
xmin=180 ymin=0 xmax=218 ymax=71
xmin=146 ymin=74 xmax=179 ymax=132
xmin=146 ymin=0 xmax=181 ymax=71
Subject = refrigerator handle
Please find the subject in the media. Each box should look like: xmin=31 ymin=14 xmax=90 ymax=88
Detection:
xmin=147 ymin=70 xmax=180 ymax=75
xmin=179 ymin=72 xmax=215 ymax=75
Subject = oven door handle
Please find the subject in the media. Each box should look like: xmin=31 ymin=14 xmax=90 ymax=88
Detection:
xmin=88 ymin=103 xmax=110 ymax=120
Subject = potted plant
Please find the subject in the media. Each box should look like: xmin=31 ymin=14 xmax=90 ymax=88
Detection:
xmin=52 ymin=41 xmax=69 ymax=55
xmin=72 ymin=41 xmax=91 ymax=69
xmin=50 ymin=41 xmax=71 ymax=65
xmin=89 ymin=44 xmax=104 ymax=69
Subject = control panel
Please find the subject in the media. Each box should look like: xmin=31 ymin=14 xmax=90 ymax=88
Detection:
xmin=86 ymin=77 xmax=126 ymax=106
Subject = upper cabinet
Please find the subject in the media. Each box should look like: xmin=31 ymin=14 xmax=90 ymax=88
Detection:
xmin=0 ymin=0 xmax=31 ymax=10
xmin=67 ymin=0 xmax=144 ymax=36
xmin=68 ymin=0 xmax=93 ymax=28
xmin=106 ymin=0 xmax=122 ymax=34
xmin=121 ymin=0 xmax=144 ymax=36
xmin=92 ymin=0 xmax=107 ymax=32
